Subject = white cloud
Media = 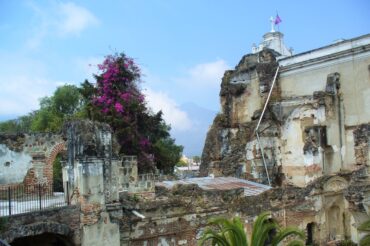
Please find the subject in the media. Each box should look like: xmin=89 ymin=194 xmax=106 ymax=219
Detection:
xmin=0 ymin=75 xmax=66 ymax=115
xmin=188 ymin=59 xmax=229 ymax=85
xmin=57 ymin=2 xmax=99 ymax=36
xmin=144 ymin=88 xmax=192 ymax=131
xmin=142 ymin=59 xmax=229 ymax=113
xmin=25 ymin=1 xmax=99 ymax=48
xmin=0 ymin=54 xmax=68 ymax=116
xmin=175 ymin=59 xmax=230 ymax=88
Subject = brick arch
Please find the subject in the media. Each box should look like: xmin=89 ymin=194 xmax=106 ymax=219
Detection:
xmin=43 ymin=142 xmax=66 ymax=186
xmin=4 ymin=222 xmax=72 ymax=243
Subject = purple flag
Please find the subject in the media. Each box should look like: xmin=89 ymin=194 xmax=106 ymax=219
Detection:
xmin=274 ymin=14 xmax=282 ymax=25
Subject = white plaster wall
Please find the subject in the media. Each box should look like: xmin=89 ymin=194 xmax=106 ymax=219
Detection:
xmin=0 ymin=144 xmax=32 ymax=184
xmin=280 ymin=51 xmax=370 ymax=176
xmin=281 ymin=106 xmax=325 ymax=166
xmin=82 ymin=212 xmax=120 ymax=246
xmin=344 ymin=129 xmax=356 ymax=168
xmin=80 ymin=161 xmax=105 ymax=204
xmin=280 ymin=106 xmax=326 ymax=186
xmin=280 ymin=55 xmax=370 ymax=126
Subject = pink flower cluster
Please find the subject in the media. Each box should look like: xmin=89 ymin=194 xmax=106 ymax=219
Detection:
xmin=139 ymin=138 xmax=150 ymax=148
xmin=93 ymin=54 xmax=144 ymax=115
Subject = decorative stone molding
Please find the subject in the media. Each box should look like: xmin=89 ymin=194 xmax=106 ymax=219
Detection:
xmin=324 ymin=176 xmax=348 ymax=193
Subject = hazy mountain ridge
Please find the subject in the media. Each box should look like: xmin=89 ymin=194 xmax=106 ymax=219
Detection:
xmin=171 ymin=102 xmax=217 ymax=157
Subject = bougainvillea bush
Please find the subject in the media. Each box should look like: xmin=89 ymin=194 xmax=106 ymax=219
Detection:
xmin=82 ymin=53 xmax=183 ymax=173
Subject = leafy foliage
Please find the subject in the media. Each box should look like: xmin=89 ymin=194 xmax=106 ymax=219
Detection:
xmin=153 ymin=138 xmax=183 ymax=174
xmin=193 ymin=155 xmax=201 ymax=164
xmin=53 ymin=155 xmax=63 ymax=192
xmin=0 ymin=114 xmax=34 ymax=133
xmin=199 ymin=212 xmax=305 ymax=246
xmin=358 ymin=218 xmax=370 ymax=246
xmin=176 ymin=159 xmax=188 ymax=167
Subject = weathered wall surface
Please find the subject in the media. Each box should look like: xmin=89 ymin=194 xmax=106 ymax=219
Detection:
xmin=0 ymin=133 xmax=65 ymax=186
xmin=115 ymin=184 xmax=243 ymax=246
xmin=200 ymin=49 xmax=280 ymax=182
xmin=279 ymin=41 xmax=370 ymax=177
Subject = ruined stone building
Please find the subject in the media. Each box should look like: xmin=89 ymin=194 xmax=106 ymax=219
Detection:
xmin=201 ymin=30 xmax=370 ymax=243
xmin=0 ymin=30 xmax=370 ymax=245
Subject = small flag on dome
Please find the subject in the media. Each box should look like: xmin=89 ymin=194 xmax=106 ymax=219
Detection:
xmin=274 ymin=14 xmax=282 ymax=25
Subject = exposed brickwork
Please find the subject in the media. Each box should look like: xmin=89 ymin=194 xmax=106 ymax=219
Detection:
xmin=80 ymin=202 xmax=103 ymax=226
xmin=19 ymin=141 xmax=66 ymax=193
xmin=43 ymin=142 xmax=66 ymax=187
xmin=23 ymin=168 xmax=37 ymax=188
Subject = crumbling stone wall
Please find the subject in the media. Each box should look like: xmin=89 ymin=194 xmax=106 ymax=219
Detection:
xmin=63 ymin=120 xmax=159 ymax=246
xmin=0 ymin=133 xmax=65 ymax=188
xmin=116 ymin=183 xmax=243 ymax=245
xmin=102 ymin=167 xmax=369 ymax=245
xmin=353 ymin=124 xmax=370 ymax=166
xmin=201 ymin=49 xmax=280 ymax=182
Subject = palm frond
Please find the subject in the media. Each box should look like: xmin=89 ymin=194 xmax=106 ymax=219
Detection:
xmin=199 ymin=228 xmax=230 ymax=246
xmin=358 ymin=219 xmax=370 ymax=231
xmin=359 ymin=235 xmax=370 ymax=246
xmin=221 ymin=218 xmax=247 ymax=246
xmin=199 ymin=212 xmax=305 ymax=246
xmin=252 ymin=223 xmax=277 ymax=246
xmin=250 ymin=211 xmax=272 ymax=245
xmin=271 ymin=227 xmax=305 ymax=246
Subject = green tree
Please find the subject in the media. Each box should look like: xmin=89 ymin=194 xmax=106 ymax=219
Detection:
xmin=0 ymin=114 xmax=34 ymax=133
xmin=199 ymin=212 xmax=305 ymax=246
xmin=176 ymin=159 xmax=188 ymax=167
xmin=153 ymin=138 xmax=183 ymax=174
xmin=52 ymin=84 xmax=82 ymax=115
xmin=30 ymin=85 xmax=82 ymax=132
xmin=78 ymin=79 xmax=98 ymax=119
xmin=193 ymin=155 xmax=201 ymax=164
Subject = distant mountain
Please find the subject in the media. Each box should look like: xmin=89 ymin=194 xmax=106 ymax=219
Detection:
xmin=171 ymin=102 xmax=218 ymax=157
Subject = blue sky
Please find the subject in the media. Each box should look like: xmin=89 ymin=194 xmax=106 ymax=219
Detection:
xmin=0 ymin=0 xmax=369 ymax=155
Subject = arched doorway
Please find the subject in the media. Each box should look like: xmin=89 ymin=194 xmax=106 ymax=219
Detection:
xmin=306 ymin=222 xmax=317 ymax=245
xmin=43 ymin=142 xmax=66 ymax=193
xmin=328 ymin=205 xmax=342 ymax=240
xmin=11 ymin=233 xmax=73 ymax=246
xmin=52 ymin=154 xmax=64 ymax=192
xmin=7 ymin=222 xmax=74 ymax=246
